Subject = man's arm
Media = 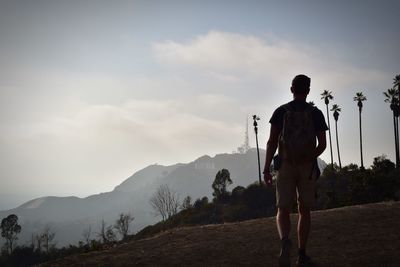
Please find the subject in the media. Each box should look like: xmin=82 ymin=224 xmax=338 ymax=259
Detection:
xmin=314 ymin=130 xmax=327 ymax=158
xmin=263 ymin=124 xmax=281 ymax=185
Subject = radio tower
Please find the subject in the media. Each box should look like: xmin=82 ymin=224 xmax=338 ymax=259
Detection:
xmin=237 ymin=115 xmax=251 ymax=154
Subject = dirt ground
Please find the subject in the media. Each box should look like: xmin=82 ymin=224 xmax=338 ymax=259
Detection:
xmin=41 ymin=201 xmax=400 ymax=267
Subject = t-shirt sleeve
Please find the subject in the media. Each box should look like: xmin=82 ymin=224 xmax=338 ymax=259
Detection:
xmin=269 ymin=106 xmax=285 ymax=129
xmin=313 ymin=109 xmax=329 ymax=132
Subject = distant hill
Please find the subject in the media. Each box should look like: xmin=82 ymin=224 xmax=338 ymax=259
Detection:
xmin=41 ymin=201 xmax=400 ymax=267
xmin=0 ymin=149 xmax=279 ymax=246
xmin=0 ymin=149 xmax=328 ymax=247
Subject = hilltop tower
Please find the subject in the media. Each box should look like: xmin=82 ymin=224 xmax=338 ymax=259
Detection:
xmin=237 ymin=115 xmax=251 ymax=154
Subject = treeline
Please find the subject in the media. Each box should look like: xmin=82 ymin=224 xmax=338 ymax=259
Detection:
xmin=0 ymin=214 xmax=134 ymax=267
xmin=316 ymin=155 xmax=400 ymax=209
xmin=136 ymin=180 xmax=277 ymax=241
xmin=135 ymin=155 xmax=400 ymax=241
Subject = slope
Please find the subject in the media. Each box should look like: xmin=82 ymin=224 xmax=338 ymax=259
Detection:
xmin=42 ymin=201 xmax=400 ymax=267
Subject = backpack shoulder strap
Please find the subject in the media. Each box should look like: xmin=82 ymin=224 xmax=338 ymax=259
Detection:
xmin=283 ymin=103 xmax=294 ymax=112
xmin=305 ymin=104 xmax=315 ymax=113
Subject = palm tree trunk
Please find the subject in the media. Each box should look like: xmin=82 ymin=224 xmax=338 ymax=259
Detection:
xmin=359 ymin=108 xmax=364 ymax=169
xmin=396 ymin=115 xmax=400 ymax=168
xmin=326 ymin=104 xmax=333 ymax=166
xmin=393 ymin=112 xmax=399 ymax=168
xmin=335 ymin=120 xmax=342 ymax=169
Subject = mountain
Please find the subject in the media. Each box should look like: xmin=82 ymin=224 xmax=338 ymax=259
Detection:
xmin=0 ymin=149 xmax=326 ymax=247
xmin=41 ymin=201 xmax=400 ymax=266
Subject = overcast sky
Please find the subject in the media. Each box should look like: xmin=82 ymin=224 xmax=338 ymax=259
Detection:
xmin=1 ymin=0 xmax=399 ymax=210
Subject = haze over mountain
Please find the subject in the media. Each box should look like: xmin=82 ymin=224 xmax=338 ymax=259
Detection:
xmin=0 ymin=149 xmax=239 ymax=246
xmin=0 ymin=149 xmax=325 ymax=246
xmin=0 ymin=148 xmax=326 ymax=247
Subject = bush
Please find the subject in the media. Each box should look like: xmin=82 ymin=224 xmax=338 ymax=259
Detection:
xmin=243 ymin=183 xmax=276 ymax=210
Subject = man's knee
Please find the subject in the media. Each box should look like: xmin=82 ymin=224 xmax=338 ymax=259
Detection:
xmin=298 ymin=203 xmax=311 ymax=216
xmin=278 ymin=207 xmax=291 ymax=217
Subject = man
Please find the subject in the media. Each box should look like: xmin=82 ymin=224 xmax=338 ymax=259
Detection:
xmin=263 ymin=74 xmax=328 ymax=267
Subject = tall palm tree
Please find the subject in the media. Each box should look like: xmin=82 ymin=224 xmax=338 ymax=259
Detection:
xmin=383 ymin=88 xmax=399 ymax=168
xmin=331 ymin=104 xmax=342 ymax=169
xmin=353 ymin=92 xmax=367 ymax=169
xmin=385 ymin=75 xmax=400 ymax=168
xmin=394 ymin=75 xmax=400 ymax=168
xmin=321 ymin=90 xmax=334 ymax=166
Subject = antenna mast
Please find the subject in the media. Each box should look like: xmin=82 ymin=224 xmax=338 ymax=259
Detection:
xmin=244 ymin=115 xmax=250 ymax=152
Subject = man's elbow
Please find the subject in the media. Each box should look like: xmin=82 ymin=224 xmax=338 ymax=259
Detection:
xmin=267 ymin=139 xmax=278 ymax=148
xmin=319 ymin=141 xmax=327 ymax=152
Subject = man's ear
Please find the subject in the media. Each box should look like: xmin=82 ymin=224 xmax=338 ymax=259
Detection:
xmin=290 ymin=86 xmax=294 ymax=93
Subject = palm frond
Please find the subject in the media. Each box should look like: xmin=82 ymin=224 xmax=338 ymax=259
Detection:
xmin=331 ymin=104 xmax=341 ymax=112
xmin=354 ymin=92 xmax=366 ymax=102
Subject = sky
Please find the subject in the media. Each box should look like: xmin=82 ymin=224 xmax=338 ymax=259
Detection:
xmin=0 ymin=0 xmax=399 ymax=210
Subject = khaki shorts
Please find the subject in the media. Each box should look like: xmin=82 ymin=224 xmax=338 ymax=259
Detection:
xmin=276 ymin=160 xmax=317 ymax=209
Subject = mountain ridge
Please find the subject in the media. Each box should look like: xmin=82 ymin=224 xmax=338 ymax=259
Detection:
xmin=0 ymin=149 xmax=326 ymax=247
xmin=0 ymin=150 xmax=265 ymax=246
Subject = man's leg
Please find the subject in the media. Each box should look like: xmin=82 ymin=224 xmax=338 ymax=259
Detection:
xmin=277 ymin=207 xmax=291 ymax=239
xmin=277 ymin=207 xmax=292 ymax=267
xmin=297 ymin=203 xmax=311 ymax=250
xmin=296 ymin=161 xmax=315 ymax=262
xmin=276 ymin=161 xmax=296 ymax=266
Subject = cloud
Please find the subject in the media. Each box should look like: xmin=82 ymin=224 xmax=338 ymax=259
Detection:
xmin=152 ymin=31 xmax=388 ymax=90
xmin=0 ymin=95 xmax=247 ymax=199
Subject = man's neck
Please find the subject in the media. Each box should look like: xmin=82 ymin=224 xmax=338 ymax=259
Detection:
xmin=293 ymin=95 xmax=307 ymax=102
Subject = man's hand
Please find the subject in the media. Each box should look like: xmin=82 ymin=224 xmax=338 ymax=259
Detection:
xmin=263 ymin=171 xmax=273 ymax=186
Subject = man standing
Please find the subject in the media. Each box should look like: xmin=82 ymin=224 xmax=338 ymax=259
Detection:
xmin=263 ymin=75 xmax=328 ymax=267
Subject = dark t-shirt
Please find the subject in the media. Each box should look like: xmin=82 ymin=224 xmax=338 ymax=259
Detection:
xmin=269 ymin=100 xmax=328 ymax=132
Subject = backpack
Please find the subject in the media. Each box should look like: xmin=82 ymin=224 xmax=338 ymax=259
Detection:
xmin=279 ymin=103 xmax=316 ymax=164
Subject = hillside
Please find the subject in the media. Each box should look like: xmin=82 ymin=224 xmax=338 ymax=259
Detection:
xmin=0 ymin=149 xmax=269 ymax=246
xmin=41 ymin=201 xmax=400 ymax=267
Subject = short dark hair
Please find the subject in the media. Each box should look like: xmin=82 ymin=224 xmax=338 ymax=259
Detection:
xmin=292 ymin=74 xmax=310 ymax=94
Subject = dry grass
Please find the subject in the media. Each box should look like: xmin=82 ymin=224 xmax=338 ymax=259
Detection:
xmin=41 ymin=202 xmax=400 ymax=266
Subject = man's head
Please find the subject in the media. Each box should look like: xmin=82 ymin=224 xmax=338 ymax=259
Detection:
xmin=291 ymin=74 xmax=310 ymax=96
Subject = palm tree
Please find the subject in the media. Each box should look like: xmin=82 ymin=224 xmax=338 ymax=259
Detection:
xmin=321 ymin=90 xmax=334 ymax=166
xmin=394 ymin=75 xmax=400 ymax=168
xmin=353 ymin=92 xmax=367 ymax=169
xmin=331 ymin=104 xmax=342 ymax=169
xmin=385 ymin=75 xmax=400 ymax=168
xmin=394 ymin=75 xmax=400 ymax=89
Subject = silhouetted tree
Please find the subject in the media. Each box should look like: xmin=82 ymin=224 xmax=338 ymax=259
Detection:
xmin=193 ymin=197 xmax=209 ymax=210
xmin=354 ymin=92 xmax=367 ymax=169
xmin=40 ymin=225 xmax=55 ymax=253
xmin=384 ymin=78 xmax=400 ymax=168
xmin=34 ymin=233 xmax=42 ymax=252
xmin=82 ymin=226 xmax=92 ymax=247
xmin=105 ymin=226 xmax=116 ymax=242
xmin=321 ymin=90 xmax=334 ymax=166
xmin=115 ymin=213 xmax=134 ymax=240
xmin=181 ymin=196 xmax=192 ymax=210
xmin=371 ymin=155 xmax=396 ymax=173
xmin=331 ymin=104 xmax=342 ymax=169
xmin=96 ymin=220 xmax=116 ymax=243
xmin=231 ymin=186 xmax=246 ymax=204
xmin=97 ymin=220 xmax=108 ymax=244
xmin=0 ymin=214 xmax=21 ymax=253
xmin=150 ymin=184 xmax=180 ymax=221
xmin=212 ymin=169 xmax=232 ymax=202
